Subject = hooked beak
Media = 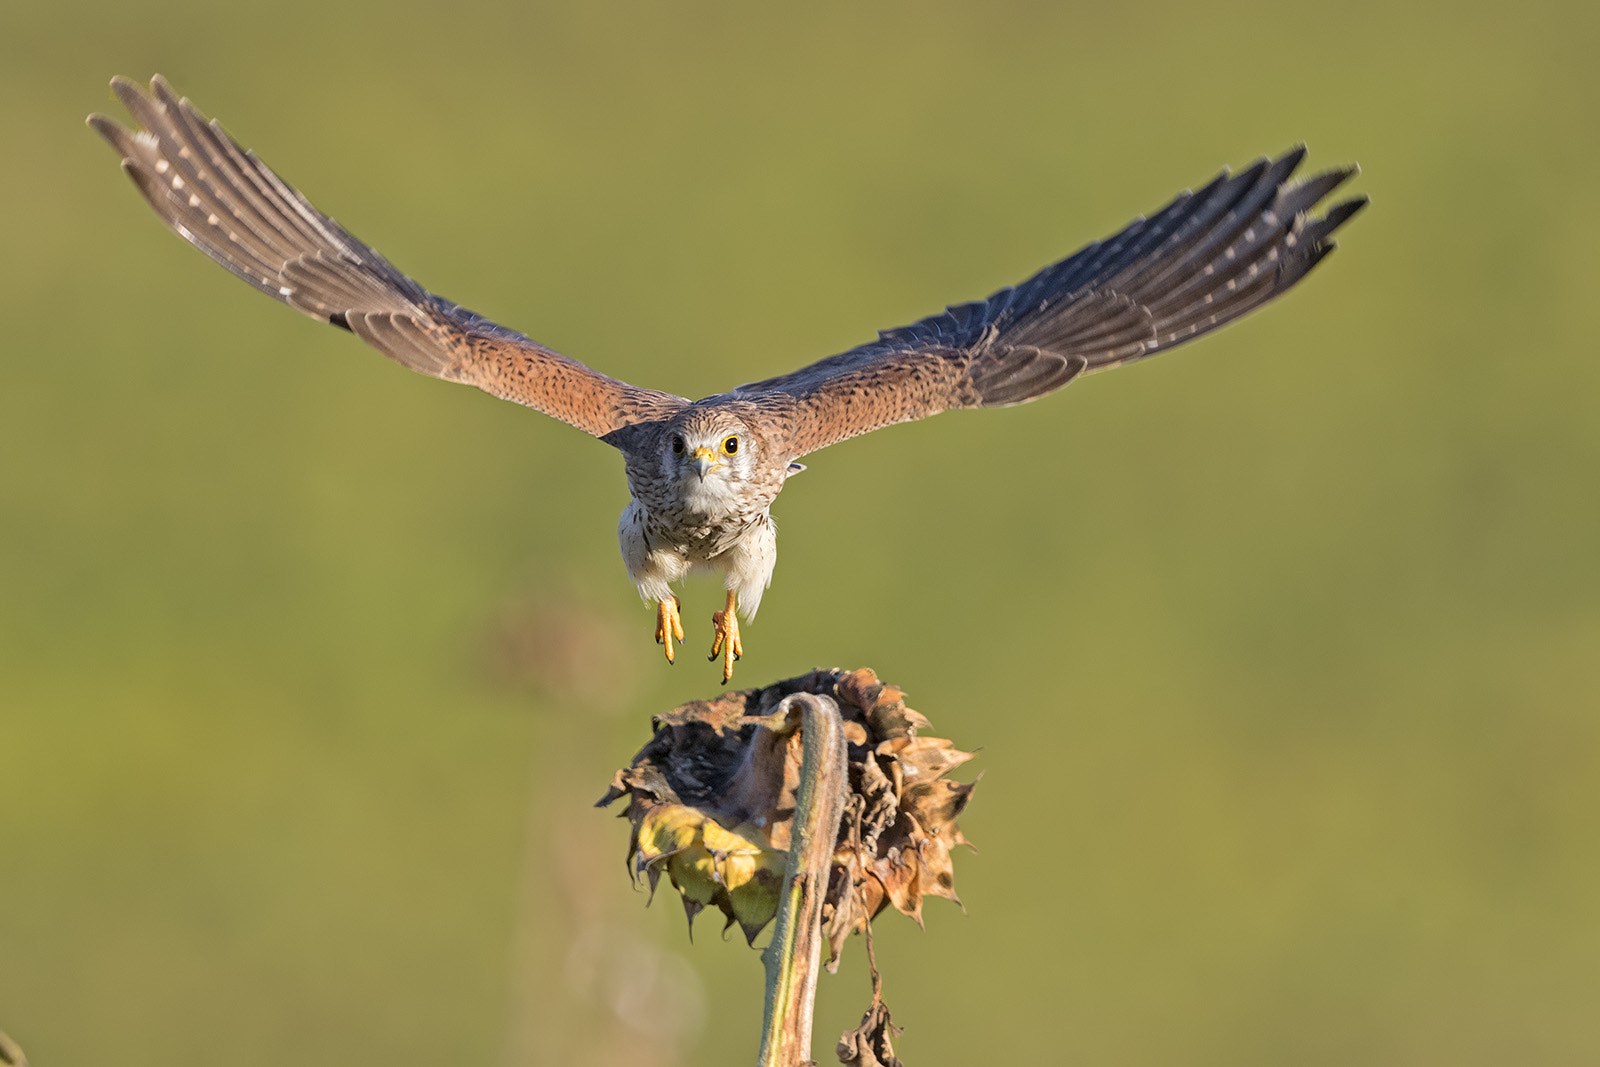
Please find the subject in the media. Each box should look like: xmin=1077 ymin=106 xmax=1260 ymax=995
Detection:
xmin=691 ymin=446 xmax=717 ymax=480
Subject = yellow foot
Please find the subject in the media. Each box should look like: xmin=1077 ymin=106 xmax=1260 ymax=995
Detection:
xmin=708 ymin=589 xmax=743 ymax=684
xmin=655 ymin=596 xmax=685 ymax=664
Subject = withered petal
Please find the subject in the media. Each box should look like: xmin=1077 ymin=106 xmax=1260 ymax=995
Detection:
xmin=873 ymin=846 xmax=926 ymax=926
xmin=877 ymin=734 xmax=977 ymax=782
xmin=902 ymin=776 xmax=978 ymax=834
xmin=912 ymin=834 xmax=962 ymax=906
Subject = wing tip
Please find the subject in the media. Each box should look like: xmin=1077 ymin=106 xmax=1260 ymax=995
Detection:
xmin=85 ymin=111 xmax=121 ymax=142
xmin=1318 ymin=195 xmax=1370 ymax=236
xmin=109 ymin=74 xmax=150 ymax=112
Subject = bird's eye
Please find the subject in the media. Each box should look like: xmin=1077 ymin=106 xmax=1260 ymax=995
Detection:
xmin=722 ymin=436 xmax=739 ymax=456
xmin=671 ymin=435 xmax=685 ymax=455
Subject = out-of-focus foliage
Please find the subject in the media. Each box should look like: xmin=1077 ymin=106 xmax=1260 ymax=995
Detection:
xmin=2 ymin=1 xmax=1597 ymax=1064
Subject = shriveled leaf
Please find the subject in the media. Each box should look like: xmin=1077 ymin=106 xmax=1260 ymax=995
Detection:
xmin=837 ymin=997 xmax=904 ymax=1067
xmin=823 ymin=861 xmax=868 ymax=971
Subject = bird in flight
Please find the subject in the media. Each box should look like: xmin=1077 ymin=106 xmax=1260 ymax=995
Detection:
xmin=91 ymin=76 xmax=1365 ymax=682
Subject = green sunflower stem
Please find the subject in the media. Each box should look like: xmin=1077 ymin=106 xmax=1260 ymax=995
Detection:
xmin=757 ymin=692 xmax=849 ymax=1067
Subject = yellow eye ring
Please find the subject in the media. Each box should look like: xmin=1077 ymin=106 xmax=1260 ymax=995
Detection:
xmin=721 ymin=435 xmax=740 ymax=456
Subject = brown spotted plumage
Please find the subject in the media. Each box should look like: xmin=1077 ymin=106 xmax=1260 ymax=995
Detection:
xmin=91 ymin=75 xmax=1366 ymax=681
xmin=86 ymin=76 xmax=685 ymax=439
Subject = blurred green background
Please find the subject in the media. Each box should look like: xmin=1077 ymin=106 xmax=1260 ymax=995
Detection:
xmin=3 ymin=0 xmax=1598 ymax=1063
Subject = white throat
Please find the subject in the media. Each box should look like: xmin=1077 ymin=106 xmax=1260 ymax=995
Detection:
xmin=679 ymin=469 xmax=744 ymax=515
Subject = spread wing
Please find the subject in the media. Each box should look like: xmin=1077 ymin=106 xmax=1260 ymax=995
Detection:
xmin=89 ymin=76 xmax=687 ymax=441
xmin=731 ymin=147 xmax=1366 ymax=457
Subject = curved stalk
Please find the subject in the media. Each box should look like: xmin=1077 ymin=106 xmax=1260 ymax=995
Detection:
xmin=757 ymin=693 xmax=848 ymax=1067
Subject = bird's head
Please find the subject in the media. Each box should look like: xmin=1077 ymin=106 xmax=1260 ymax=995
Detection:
xmin=661 ymin=408 xmax=757 ymax=510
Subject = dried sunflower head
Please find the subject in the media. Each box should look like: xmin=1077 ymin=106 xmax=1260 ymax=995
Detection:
xmin=598 ymin=668 xmax=976 ymax=960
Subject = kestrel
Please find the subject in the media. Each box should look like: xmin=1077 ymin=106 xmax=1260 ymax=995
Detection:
xmin=91 ymin=76 xmax=1365 ymax=682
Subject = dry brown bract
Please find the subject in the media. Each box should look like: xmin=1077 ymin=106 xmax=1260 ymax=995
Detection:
xmin=598 ymin=668 xmax=977 ymax=959
xmin=837 ymin=996 xmax=904 ymax=1067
